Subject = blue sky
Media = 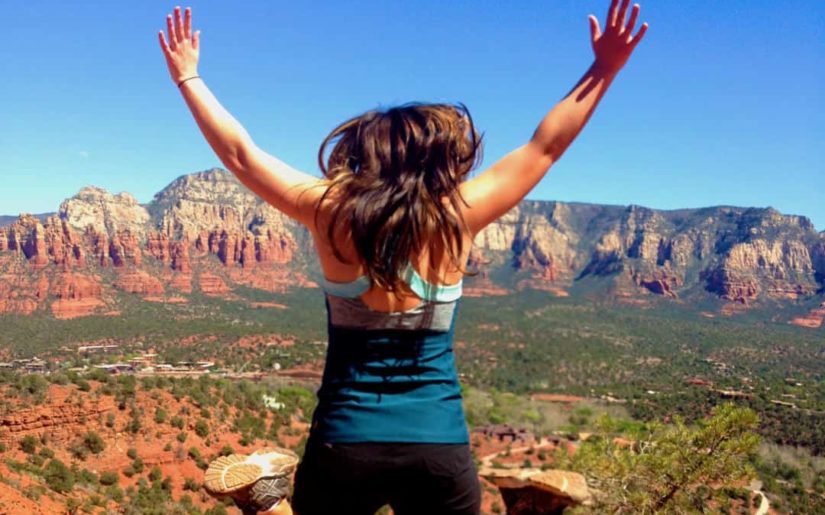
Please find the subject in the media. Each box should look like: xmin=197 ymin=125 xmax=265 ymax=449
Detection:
xmin=1 ymin=0 xmax=823 ymax=229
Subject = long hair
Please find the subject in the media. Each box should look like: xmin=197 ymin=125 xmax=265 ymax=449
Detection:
xmin=315 ymin=102 xmax=483 ymax=296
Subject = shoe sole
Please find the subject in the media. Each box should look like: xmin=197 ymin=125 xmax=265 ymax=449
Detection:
xmin=204 ymin=447 xmax=300 ymax=495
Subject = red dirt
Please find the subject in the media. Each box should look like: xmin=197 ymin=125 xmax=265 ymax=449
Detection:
xmin=0 ymin=381 xmax=315 ymax=514
xmin=530 ymin=393 xmax=585 ymax=403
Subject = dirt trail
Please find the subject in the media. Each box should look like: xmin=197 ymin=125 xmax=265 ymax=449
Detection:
xmin=479 ymin=438 xmax=559 ymax=468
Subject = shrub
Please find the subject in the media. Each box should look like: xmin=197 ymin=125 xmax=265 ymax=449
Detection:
xmin=154 ymin=407 xmax=167 ymax=424
xmin=77 ymin=468 xmax=98 ymax=485
xmin=27 ymin=454 xmax=45 ymax=467
xmin=69 ymin=442 xmax=89 ymax=461
xmin=177 ymin=432 xmax=188 ymax=443
xmin=99 ymin=471 xmax=119 ymax=486
xmin=195 ymin=419 xmax=209 ymax=438
xmin=188 ymin=447 xmax=202 ymax=461
xmin=126 ymin=416 xmax=141 ymax=434
xmin=83 ymin=431 xmax=105 ymax=454
xmin=19 ymin=374 xmax=49 ymax=397
xmin=105 ymin=485 xmax=124 ymax=503
xmin=43 ymin=459 xmax=75 ymax=493
xmin=87 ymin=368 xmax=110 ymax=383
xmin=148 ymin=466 xmax=162 ymax=482
xmin=20 ymin=435 xmax=38 ymax=454
xmin=23 ymin=484 xmax=46 ymax=501
xmin=183 ymin=477 xmax=200 ymax=491
xmin=48 ymin=373 xmax=69 ymax=385
xmin=554 ymin=403 xmax=760 ymax=513
xmin=127 ymin=447 xmax=138 ymax=460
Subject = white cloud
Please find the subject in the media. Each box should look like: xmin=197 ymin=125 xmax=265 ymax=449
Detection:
xmin=78 ymin=150 xmax=90 ymax=159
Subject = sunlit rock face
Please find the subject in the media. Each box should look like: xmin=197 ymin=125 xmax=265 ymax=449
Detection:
xmin=480 ymin=467 xmax=593 ymax=515
xmin=0 ymin=168 xmax=822 ymax=317
xmin=470 ymin=202 xmax=823 ymax=304
xmin=148 ymin=168 xmax=298 ymax=267
xmin=0 ymin=169 xmax=307 ymax=317
xmin=59 ymin=186 xmax=149 ymax=239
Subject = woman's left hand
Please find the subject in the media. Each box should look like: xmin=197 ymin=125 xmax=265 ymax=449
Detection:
xmin=159 ymin=6 xmax=200 ymax=84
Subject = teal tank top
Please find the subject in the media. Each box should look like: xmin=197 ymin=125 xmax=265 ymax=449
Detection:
xmin=310 ymin=263 xmax=469 ymax=443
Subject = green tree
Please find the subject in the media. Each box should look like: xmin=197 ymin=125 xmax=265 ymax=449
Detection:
xmin=195 ymin=419 xmax=209 ymax=438
xmin=19 ymin=435 xmax=38 ymax=454
xmin=82 ymin=431 xmax=106 ymax=454
xmin=43 ymin=459 xmax=75 ymax=493
xmin=557 ymin=403 xmax=760 ymax=513
xmin=99 ymin=471 xmax=119 ymax=486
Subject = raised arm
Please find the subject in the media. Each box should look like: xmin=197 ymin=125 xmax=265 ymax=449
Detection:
xmin=158 ymin=7 xmax=325 ymax=227
xmin=459 ymin=0 xmax=648 ymax=235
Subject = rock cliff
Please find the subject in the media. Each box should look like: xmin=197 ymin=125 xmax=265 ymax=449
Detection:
xmin=0 ymin=169 xmax=822 ymax=320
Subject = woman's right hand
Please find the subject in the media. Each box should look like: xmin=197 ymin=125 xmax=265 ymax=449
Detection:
xmin=588 ymin=0 xmax=648 ymax=74
xmin=159 ymin=6 xmax=201 ymax=85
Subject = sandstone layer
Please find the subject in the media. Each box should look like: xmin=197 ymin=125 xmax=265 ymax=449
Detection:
xmin=1 ymin=169 xmax=822 ymax=320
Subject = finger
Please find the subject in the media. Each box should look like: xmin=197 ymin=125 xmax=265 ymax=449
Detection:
xmin=166 ymin=15 xmax=177 ymax=49
xmin=607 ymin=0 xmax=620 ymax=27
xmin=625 ymin=4 xmax=640 ymax=37
xmin=630 ymin=22 xmax=649 ymax=48
xmin=174 ymin=6 xmax=185 ymax=43
xmin=184 ymin=7 xmax=192 ymax=40
xmin=588 ymin=15 xmax=601 ymax=44
xmin=158 ymin=30 xmax=171 ymax=55
xmin=193 ymin=30 xmax=201 ymax=51
xmin=616 ymin=0 xmax=631 ymax=31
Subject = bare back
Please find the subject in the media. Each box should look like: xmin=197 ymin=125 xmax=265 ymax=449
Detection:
xmin=310 ymin=197 xmax=473 ymax=313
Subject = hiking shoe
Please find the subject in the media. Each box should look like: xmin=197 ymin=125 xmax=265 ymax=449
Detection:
xmin=204 ymin=447 xmax=299 ymax=495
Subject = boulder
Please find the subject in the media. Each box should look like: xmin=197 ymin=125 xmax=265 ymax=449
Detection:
xmin=480 ymin=467 xmax=592 ymax=515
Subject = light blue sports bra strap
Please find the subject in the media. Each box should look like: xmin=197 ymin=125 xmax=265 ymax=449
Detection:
xmin=403 ymin=262 xmax=463 ymax=302
xmin=321 ymin=275 xmax=371 ymax=299
xmin=321 ymin=262 xmax=463 ymax=302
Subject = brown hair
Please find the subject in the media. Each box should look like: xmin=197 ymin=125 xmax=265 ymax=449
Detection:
xmin=315 ymin=102 xmax=483 ymax=296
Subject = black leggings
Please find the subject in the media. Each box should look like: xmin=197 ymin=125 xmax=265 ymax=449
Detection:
xmin=292 ymin=438 xmax=481 ymax=515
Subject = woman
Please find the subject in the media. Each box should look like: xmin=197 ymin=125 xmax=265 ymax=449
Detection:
xmin=159 ymin=2 xmax=647 ymax=514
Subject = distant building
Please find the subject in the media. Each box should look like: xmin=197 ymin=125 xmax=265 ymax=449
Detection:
xmin=78 ymin=344 xmax=119 ymax=355
xmin=25 ymin=358 xmax=48 ymax=373
xmin=473 ymin=424 xmax=534 ymax=443
xmin=262 ymin=394 xmax=286 ymax=410
xmin=770 ymin=400 xmax=797 ymax=408
xmin=93 ymin=363 xmax=133 ymax=374
xmin=715 ymin=389 xmax=753 ymax=400
xmin=685 ymin=377 xmax=713 ymax=387
xmin=9 ymin=357 xmax=48 ymax=373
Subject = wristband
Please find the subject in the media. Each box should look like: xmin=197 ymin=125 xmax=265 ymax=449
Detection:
xmin=177 ymin=76 xmax=201 ymax=88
